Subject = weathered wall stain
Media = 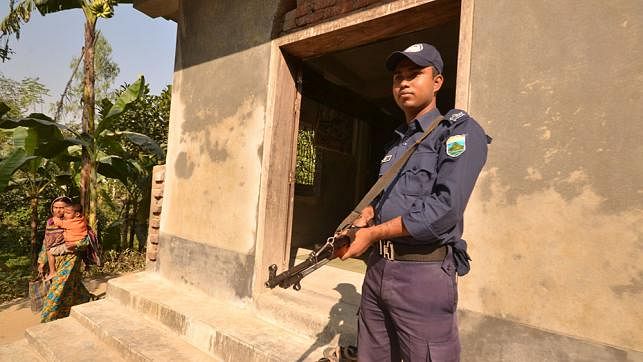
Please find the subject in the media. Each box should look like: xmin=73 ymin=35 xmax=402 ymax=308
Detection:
xmin=459 ymin=309 xmax=634 ymax=361
xmin=611 ymin=272 xmax=643 ymax=298
xmin=160 ymin=0 xmax=278 ymax=257
xmin=163 ymin=92 xmax=267 ymax=254
xmin=470 ymin=0 xmax=643 ymax=213
xmin=174 ymin=151 xmax=195 ymax=179
xmin=463 ymin=0 xmax=643 ymax=350
xmin=463 ymin=170 xmax=643 ymax=350
xmin=157 ymin=233 xmax=255 ymax=299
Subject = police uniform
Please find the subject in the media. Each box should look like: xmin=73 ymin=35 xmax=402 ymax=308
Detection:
xmin=358 ymin=45 xmax=489 ymax=362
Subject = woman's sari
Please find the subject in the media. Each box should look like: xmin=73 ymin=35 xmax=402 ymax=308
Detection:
xmin=38 ymin=218 xmax=90 ymax=322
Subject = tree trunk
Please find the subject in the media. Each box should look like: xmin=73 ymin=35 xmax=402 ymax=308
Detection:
xmin=120 ymin=200 xmax=130 ymax=251
xmin=128 ymin=199 xmax=138 ymax=250
xmin=81 ymin=13 xmax=97 ymax=229
xmin=29 ymin=193 xmax=39 ymax=275
xmin=128 ymin=211 xmax=135 ymax=250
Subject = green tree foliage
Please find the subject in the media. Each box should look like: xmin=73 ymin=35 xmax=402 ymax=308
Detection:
xmin=0 ymin=73 xmax=49 ymax=119
xmin=57 ymin=32 xmax=120 ymax=121
xmin=0 ymin=73 xmax=50 ymax=159
xmin=296 ymin=129 xmax=317 ymax=186
xmin=1 ymin=0 xmax=134 ymax=231
xmin=109 ymin=83 xmax=170 ymax=149
xmin=98 ymin=83 xmax=170 ymax=250
xmin=0 ymin=77 xmax=168 ymax=301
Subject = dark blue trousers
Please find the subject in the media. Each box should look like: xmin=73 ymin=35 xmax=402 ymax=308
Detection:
xmin=358 ymin=247 xmax=460 ymax=361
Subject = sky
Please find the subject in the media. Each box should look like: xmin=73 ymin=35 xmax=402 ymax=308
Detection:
xmin=0 ymin=1 xmax=177 ymax=114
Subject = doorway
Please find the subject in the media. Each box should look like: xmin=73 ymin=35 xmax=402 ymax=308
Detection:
xmin=286 ymin=10 xmax=462 ymax=269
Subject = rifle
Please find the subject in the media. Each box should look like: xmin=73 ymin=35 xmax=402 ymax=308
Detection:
xmin=265 ymin=226 xmax=360 ymax=291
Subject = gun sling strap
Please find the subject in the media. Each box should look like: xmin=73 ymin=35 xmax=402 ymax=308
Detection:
xmin=336 ymin=114 xmax=446 ymax=232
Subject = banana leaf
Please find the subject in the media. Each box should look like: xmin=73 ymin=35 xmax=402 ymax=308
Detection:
xmin=97 ymin=76 xmax=145 ymax=133
xmin=0 ymin=148 xmax=37 ymax=191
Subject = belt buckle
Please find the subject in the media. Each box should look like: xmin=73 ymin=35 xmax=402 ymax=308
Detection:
xmin=379 ymin=240 xmax=395 ymax=261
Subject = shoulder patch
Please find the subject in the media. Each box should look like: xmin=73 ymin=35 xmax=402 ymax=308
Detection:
xmin=446 ymin=134 xmax=466 ymax=157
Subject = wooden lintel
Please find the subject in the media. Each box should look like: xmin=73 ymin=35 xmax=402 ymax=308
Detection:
xmin=280 ymin=0 xmax=460 ymax=60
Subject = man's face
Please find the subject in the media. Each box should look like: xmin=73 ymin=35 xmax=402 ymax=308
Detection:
xmin=392 ymin=59 xmax=443 ymax=116
xmin=52 ymin=201 xmax=67 ymax=218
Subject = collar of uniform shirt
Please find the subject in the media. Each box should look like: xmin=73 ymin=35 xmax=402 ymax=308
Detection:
xmin=393 ymin=107 xmax=442 ymax=139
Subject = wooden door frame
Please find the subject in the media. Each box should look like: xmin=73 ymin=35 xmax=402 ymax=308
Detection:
xmin=253 ymin=0 xmax=473 ymax=296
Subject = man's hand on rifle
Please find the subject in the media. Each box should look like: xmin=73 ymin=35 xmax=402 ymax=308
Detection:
xmin=339 ymin=214 xmax=411 ymax=261
xmin=339 ymin=227 xmax=377 ymax=260
xmin=337 ymin=206 xmax=376 ymax=260
xmin=352 ymin=205 xmax=374 ymax=227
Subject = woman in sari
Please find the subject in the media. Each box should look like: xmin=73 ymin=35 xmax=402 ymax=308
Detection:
xmin=36 ymin=196 xmax=90 ymax=322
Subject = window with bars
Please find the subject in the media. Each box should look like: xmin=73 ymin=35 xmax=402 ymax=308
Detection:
xmin=295 ymin=129 xmax=317 ymax=186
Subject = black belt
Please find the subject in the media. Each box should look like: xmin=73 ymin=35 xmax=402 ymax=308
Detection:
xmin=377 ymin=240 xmax=446 ymax=262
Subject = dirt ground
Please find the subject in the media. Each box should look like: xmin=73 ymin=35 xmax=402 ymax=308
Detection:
xmin=0 ymin=298 xmax=40 ymax=345
xmin=0 ymin=275 xmax=116 ymax=345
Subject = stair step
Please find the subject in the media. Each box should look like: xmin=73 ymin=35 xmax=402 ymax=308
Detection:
xmin=107 ymin=272 xmax=324 ymax=361
xmin=71 ymin=299 xmax=219 ymax=361
xmin=25 ymin=317 xmax=124 ymax=362
xmin=256 ymin=261 xmax=363 ymax=344
xmin=0 ymin=339 xmax=44 ymax=362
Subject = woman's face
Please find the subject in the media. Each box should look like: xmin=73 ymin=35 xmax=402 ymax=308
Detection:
xmin=52 ymin=201 xmax=68 ymax=218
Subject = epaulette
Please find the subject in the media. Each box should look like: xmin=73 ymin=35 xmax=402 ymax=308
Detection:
xmin=444 ymin=109 xmax=469 ymax=126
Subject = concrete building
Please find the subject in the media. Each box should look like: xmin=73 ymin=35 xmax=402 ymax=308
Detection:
xmin=5 ymin=0 xmax=642 ymax=361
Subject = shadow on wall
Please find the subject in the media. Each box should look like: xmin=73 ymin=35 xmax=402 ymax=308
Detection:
xmin=458 ymin=309 xmax=637 ymax=361
xmin=177 ymin=1 xmax=279 ymax=71
xmin=172 ymin=1 xmax=283 ymax=180
xmin=298 ymin=283 xmax=360 ymax=361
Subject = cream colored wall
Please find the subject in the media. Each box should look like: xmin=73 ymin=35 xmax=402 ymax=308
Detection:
xmin=160 ymin=1 xmax=278 ymax=255
xmin=460 ymin=0 xmax=643 ymax=351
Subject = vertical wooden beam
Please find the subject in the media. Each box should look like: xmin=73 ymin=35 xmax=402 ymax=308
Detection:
xmin=455 ymin=0 xmax=474 ymax=109
xmin=253 ymin=44 xmax=300 ymax=295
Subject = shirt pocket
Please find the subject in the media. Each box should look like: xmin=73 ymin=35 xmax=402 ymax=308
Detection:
xmin=399 ymin=151 xmax=437 ymax=196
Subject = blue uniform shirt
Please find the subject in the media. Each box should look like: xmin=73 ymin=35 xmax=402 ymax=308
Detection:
xmin=373 ymin=108 xmax=489 ymax=251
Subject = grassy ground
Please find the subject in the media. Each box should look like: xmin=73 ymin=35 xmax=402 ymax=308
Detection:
xmin=0 ymin=248 xmax=145 ymax=304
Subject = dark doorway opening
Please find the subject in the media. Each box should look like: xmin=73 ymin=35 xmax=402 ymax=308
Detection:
xmin=288 ymin=16 xmax=461 ymax=270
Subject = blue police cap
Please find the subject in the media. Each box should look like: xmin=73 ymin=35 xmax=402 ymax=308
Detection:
xmin=385 ymin=43 xmax=444 ymax=74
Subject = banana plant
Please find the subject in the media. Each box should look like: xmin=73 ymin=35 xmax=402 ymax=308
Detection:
xmin=0 ymin=76 xmax=162 ymax=234
xmin=1 ymin=0 xmax=134 ymax=230
xmin=0 ymin=103 xmax=81 ymax=271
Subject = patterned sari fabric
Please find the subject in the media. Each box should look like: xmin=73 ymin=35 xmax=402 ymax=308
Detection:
xmin=39 ymin=218 xmax=90 ymax=323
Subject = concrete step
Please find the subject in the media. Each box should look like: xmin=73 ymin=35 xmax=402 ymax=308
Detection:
xmin=25 ymin=317 xmax=124 ymax=362
xmin=70 ymin=299 xmax=219 ymax=362
xmin=255 ymin=262 xmax=364 ymax=345
xmin=0 ymin=339 xmax=44 ymax=362
xmin=106 ymin=271 xmax=326 ymax=362
xmin=253 ymin=261 xmax=366 ymax=358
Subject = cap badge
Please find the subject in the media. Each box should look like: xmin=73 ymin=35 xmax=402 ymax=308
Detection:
xmin=404 ymin=44 xmax=423 ymax=53
xmin=446 ymin=134 xmax=466 ymax=157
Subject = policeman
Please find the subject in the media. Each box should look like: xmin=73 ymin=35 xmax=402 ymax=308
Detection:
xmin=339 ymin=43 xmax=489 ymax=361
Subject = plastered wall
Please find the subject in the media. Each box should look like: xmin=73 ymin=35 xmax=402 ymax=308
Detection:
xmin=157 ymin=1 xmax=281 ymax=298
xmin=161 ymin=0 xmax=278 ymax=256
xmin=461 ymin=0 xmax=643 ymax=351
